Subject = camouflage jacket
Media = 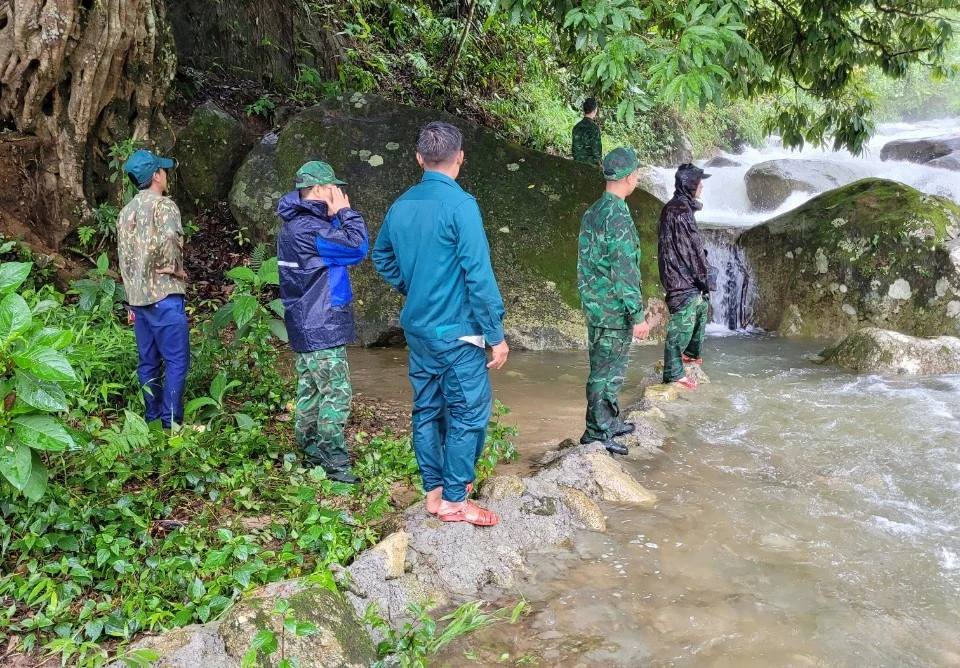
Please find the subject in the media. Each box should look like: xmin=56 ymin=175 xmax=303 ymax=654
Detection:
xmin=577 ymin=192 xmax=644 ymax=329
xmin=117 ymin=190 xmax=186 ymax=306
xmin=572 ymin=117 xmax=602 ymax=165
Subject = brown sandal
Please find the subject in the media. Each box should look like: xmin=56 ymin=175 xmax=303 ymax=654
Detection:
xmin=439 ymin=500 xmax=499 ymax=526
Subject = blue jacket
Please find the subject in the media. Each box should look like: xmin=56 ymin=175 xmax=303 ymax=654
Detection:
xmin=372 ymin=171 xmax=505 ymax=346
xmin=276 ymin=192 xmax=369 ymax=353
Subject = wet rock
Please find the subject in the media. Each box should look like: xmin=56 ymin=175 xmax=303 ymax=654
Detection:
xmin=559 ymin=488 xmax=606 ymax=532
xmin=583 ymin=452 xmax=657 ymax=506
xmin=741 ymin=179 xmax=960 ymax=340
xmin=347 ymin=437 xmax=660 ymax=623
xmin=219 ymin=579 xmax=376 ymax=668
xmin=175 ymin=101 xmax=247 ymax=207
xmin=480 ymin=475 xmax=527 ymax=502
xmin=704 ymin=156 xmax=742 ymax=168
xmin=618 ymin=412 xmax=666 ymax=458
xmin=744 ymin=159 xmax=861 ymax=211
xmin=229 ymin=95 xmax=665 ymax=350
xmin=115 ymin=624 xmax=234 ymax=668
xmin=820 ymin=327 xmax=960 ymax=375
xmin=643 ymin=383 xmax=679 ymax=402
xmin=368 ymin=531 xmax=408 ymax=580
xmin=880 ymin=135 xmax=960 ymax=168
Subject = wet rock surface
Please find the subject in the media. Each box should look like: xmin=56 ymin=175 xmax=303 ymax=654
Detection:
xmin=744 ymin=159 xmax=861 ymax=211
xmin=880 ymin=135 xmax=960 ymax=171
xmin=740 ymin=179 xmax=960 ymax=340
xmin=175 ymin=101 xmax=247 ymax=207
xmin=821 ymin=327 xmax=960 ymax=375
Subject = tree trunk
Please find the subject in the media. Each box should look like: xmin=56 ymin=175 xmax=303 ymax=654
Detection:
xmin=0 ymin=0 xmax=176 ymax=249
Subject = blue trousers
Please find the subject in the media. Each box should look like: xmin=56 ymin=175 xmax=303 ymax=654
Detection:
xmin=406 ymin=335 xmax=492 ymax=503
xmin=131 ymin=294 xmax=190 ymax=427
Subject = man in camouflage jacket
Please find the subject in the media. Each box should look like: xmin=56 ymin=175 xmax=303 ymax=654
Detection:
xmin=572 ymin=97 xmax=603 ymax=166
xmin=118 ymin=150 xmax=190 ymax=428
xmin=657 ymin=163 xmax=715 ymax=389
xmin=577 ymin=147 xmax=652 ymax=456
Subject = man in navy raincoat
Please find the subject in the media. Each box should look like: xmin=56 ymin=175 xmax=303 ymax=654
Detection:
xmin=276 ymin=161 xmax=368 ymax=483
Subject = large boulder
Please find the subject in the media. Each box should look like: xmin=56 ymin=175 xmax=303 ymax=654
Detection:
xmin=740 ymin=179 xmax=960 ymax=340
xmin=880 ymin=136 xmax=960 ymax=171
xmin=745 ymin=159 xmax=861 ymax=211
xmin=821 ymin=327 xmax=960 ymax=375
xmin=175 ymin=101 xmax=247 ymax=207
xmin=230 ymin=94 xmax=664 ymax=349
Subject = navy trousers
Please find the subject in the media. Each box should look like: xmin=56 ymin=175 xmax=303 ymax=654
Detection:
xmin=131 ymin=294 xmax=190 ymax=427
xmin=405 ymin=335 xmax=492 ymax=503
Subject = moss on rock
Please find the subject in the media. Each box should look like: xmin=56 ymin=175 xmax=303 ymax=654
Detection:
xmin=230 ymin=95 xmax=664 ymax=349
xmin=176 ymin=101 xmax=247 ymax=207
xmin=740 ymin=179 xmax=960 ymax=340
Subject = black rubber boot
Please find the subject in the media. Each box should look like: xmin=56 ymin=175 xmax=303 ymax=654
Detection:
xmin=612 ymin=421 xmax=635 ymax=437
xmin=604 ymin=441 xmax=629 ymax=456
xmin=328 ymin=470 xmax=361 ymax=484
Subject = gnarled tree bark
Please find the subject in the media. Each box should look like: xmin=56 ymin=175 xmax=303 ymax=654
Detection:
xmin=0 ymin=0 xmax=176 ymax=249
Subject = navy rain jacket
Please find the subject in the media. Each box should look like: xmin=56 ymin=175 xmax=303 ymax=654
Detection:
xmin=276 ymin=192 xmax=369 ymax=353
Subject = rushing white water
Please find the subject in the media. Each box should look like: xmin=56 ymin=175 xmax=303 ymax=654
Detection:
xmin=651 ymin=117 xmax=960 ymax=228
xmin=701 ymin=229 xmax=758 ymax=329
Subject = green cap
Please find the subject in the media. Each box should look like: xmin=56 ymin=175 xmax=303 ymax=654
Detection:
xmin=602 ymin=147 xmax=640 ymax=181
xmin=295 ymin=161 xmax=347 ymax=188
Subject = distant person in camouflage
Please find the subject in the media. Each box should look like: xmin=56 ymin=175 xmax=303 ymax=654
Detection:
xmin=577 ymin=147 xmax=652 ymax=456
xmin=118 ymin=150 xmax=190 ymax=428
xmin=657 ymin=163 xmax=716 ymax=389
xmin=277 ymin=161 xmax=369 ymax=484
xmin=572 ymin=97 xmax=602 ymax=166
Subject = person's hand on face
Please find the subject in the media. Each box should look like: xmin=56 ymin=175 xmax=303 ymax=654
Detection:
xmin=319 ymin=185 xmax=351 ymax=213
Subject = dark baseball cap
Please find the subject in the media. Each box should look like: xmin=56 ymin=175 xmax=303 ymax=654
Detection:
xmin=124 ymin=149 xmax=175 ymax=187
xmin=295 ymin=161 xmax=347 ymax=188
xmin=602 ymin=147 xmax=640 ymax=181
xmin=675 ymin=163 xmax=712 ymax=185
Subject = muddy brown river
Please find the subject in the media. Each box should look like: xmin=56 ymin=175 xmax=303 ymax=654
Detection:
xmin=350 ymin=334 xmax=960 ymax=667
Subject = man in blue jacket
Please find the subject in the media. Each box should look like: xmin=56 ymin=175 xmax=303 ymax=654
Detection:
xmin=373 ymin=121 xmax=508 ymax=527
xmin=277 ymin=161 xmax=369 ymax=484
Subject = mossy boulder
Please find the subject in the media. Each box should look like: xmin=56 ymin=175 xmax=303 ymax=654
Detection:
xmin=218 ymin=579 xmax=375 ymax=668
xmin=740 ymin=179 xmax=960 ymax=340
xmin=176 ymin=101 xmax=246 ymax=207
xmin=230 ymin=94 xmax=664 ymax=349
xmin=820 ymin=327 xmax=960 ymax=375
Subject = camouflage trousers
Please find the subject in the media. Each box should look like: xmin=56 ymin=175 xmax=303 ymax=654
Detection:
xmin=294 ymin=346 xmax=352 ymax=473
xmin=663 ymin=294 xmax=709 ymax=383
xmin=584 ymin=325 xmax=633 ymax=442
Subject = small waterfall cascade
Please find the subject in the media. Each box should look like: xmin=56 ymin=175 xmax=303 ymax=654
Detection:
xmin=701 ymin=228 xmax=757 ymax=331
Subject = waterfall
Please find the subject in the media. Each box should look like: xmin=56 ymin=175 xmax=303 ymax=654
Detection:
xmin=701 ymin=228 xmax=757 ymax=331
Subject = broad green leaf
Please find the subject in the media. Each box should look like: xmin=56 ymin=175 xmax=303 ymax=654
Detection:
xmin=268 ymin=318 xmax=289 ymax=342
xmin=15 ymin=371 xmax=69 ymax=412
xmin=249 ymin=629 xmax=278 ymax=654
xmin=184 ymin=396 xmax=218 ymax=417
xmin=0 ymin=262 xmax=32 ymax=295
xmin=30 ymin=327 xmax=72 ymax=350
xmin=97 ymin=253 xmax=109 ymax=274
xmin=212 ymin=302 xmax=235 ymax=330
xmin=14 ymin=346 xmax=77 ymax=382
xmin=268 ymin=298 xmax=285 ymax=318
xmin=187 ymin=577 xmax=206 ymax=600
xmin=233 ymin=295 xmax=258 ymax=328
xmin=210 ymin=372 xmax=228 ymax=403
xmin=13 ymin=414 xmax=77 ymax=452
xmin=257 ymin=257 xmax=279 ymax=285
xmin=226 ymin=266 xmax=257 ymax=284
xmin=242 ymin=649 xmax=259 ymax=668
xmin=234 ymin=413 xmax=256 ymax=430
xmin=0 ymin=293 xmax=32 ymax=342
xmin=0 ymin=438 xmax=32 ymax=490
xmin=31 ymin=299 xmax=59 ymax=316
xmin=85 ymin=619 xmax=105 ymax=641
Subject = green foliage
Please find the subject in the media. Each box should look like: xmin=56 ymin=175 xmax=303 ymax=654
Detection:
xmin=241 ymin=598 xmax=318 ymax=668
xmin=0 ymin=261 xmax=78 ymax=502
xmin=245 ymin=94 xmax=277 ymax=119
xmin=366 ymin=599 xmax=527 ymax=668
xmin=69 ymin=253 xmax=128 ymax=315
xmin=476 ymin=400 xmax=519 ymax=484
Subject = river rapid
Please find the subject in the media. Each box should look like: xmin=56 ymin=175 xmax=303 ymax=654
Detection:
xmin=352 ymin=337 xmax=960 ymax=667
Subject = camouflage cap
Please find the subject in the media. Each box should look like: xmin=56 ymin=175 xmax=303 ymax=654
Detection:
xmin=295 ymin=161 xmax=347 ymax=188
xmin=602 ymin=147 xmax=640 ymax=181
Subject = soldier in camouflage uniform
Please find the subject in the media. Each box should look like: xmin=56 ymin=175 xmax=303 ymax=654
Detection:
xmin=572 ymin=98 xmax=603 ymax=166
xmin=277 ymin=162 xmax=369 ymax=484
xmin=577 ymin=147 xmax=652 ymax=456
xmin=118 ymin=150 xmax=190 ymax=428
